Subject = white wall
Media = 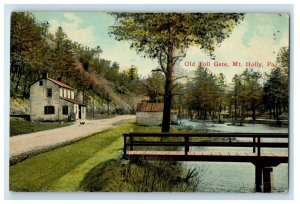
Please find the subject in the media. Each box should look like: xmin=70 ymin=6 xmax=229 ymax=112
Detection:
xmin=30 ymin=79 xmax=76 ymax=121
xmin=136 ymin=112 xmax=163 ymax=126
xmin=30 ymin=79 xmax=61 ymax=121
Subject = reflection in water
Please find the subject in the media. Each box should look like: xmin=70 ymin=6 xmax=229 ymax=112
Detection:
xmin=176 ymin=119 xmax=289 ymax=192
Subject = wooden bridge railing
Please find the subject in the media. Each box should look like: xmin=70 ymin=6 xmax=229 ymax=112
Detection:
xmin=123 ymin=132 xmax=288 ymax=157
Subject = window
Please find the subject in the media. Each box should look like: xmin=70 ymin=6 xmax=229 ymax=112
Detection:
xmin=39 ymin=80 xmax=43 ymax=86
xmin=47 ymin=88 xmax=52 ymax=97
xmin=62 ymin=106 xmax=68 ymax=115
xmin=44 ymin=106 xmax=55 ymax=114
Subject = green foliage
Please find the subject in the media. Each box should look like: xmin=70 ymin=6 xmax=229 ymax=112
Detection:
xmin=143 ymin=71 xmax=165 ymax=102
xmin=227 ymin=68 xmax=263 ymax=124
xmin=10 ymin=12 xmax=49 ymax=98
xmin=10 ymin=120 xmax=72 ymax=136
xmin=109 ymin=13 xmax=244 ymax=59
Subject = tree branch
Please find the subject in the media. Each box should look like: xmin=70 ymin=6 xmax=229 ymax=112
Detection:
xmin=173 ymin=75 xmax=188 ymax=82
xmin=171 ymin=53 xmax=186 ymax=66
xmin=159 ymin=47 xmax=166 ymax=72
xmin=151 ymin=68 xmax=165 ymax=73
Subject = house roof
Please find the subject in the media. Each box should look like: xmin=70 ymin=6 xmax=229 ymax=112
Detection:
xmin=48 ymin=78 xmax=74 ymax=90
xmin=137 ymin=102 xmax=164 ymax=112
xmin=60 ymin=97 xmax=85 ymax=106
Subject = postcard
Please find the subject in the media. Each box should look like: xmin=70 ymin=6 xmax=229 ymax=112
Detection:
xmin=9 ymin=12 xmax=289 ymax=193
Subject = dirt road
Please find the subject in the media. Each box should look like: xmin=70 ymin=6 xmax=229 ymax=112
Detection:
xmin=10 ymin=115 xmax=135 ymax=159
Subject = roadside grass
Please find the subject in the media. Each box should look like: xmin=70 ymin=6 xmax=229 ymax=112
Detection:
xmin=9 ymin=123 xmax=135 ymax=191
xmin=10 ymin=119 xmax=73 ymax=136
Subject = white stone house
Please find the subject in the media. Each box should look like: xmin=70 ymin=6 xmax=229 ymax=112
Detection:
xmin=136 ymin=102 xmax=178 ymax=126
xmin=30 ymin=77 xmax=86 ymax=121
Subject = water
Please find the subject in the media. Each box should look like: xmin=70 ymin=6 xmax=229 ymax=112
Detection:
xmin=176 ymin=119 xmax=289 ymax=192
xmin=177 ymin=119 xmax=288 ymax=133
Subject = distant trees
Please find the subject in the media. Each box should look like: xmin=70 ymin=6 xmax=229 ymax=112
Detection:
xmin=229 ymin=69 xmax=263 ymax=125
xmin=187 ymin=66 xmax=226 ymax=122
xmin=183 ymin=47 xmax=289 ymax=125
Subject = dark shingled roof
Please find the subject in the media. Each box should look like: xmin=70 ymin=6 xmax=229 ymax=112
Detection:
xmin=137 ymin=102 xmax=164 ymax=112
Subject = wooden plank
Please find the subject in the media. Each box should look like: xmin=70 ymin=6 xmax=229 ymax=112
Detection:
xmin=211 ymin=152 xmax=221 ymax=156
xmin=220 ymin=152 xmax=230 ymax=156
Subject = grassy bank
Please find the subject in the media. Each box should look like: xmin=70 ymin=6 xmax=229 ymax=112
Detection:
xmin=80 ymin=159 xmax=201 ymax=192
xmin=10 ymin=119 xmax=73 ymax=136
xmin=10 ymin=123 xmax=207 ymax=192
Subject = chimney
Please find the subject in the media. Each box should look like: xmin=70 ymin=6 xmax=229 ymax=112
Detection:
xmin=42 ymin=72 xmax=48 ymax=79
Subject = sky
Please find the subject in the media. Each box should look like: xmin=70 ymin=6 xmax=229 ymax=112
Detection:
xmin=32 ymin=12 xmax=289 ymax=84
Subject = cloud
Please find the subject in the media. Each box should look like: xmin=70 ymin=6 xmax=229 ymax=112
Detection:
xmin=48 ymin=13 xmax=96 ymax=47
xmin=63 ymin=13 xmax=82 ymax=24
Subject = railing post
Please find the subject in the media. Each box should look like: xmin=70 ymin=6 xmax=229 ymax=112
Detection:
xmin=257 ymin=135 xmax=261 ymax=157
xmin=184 ymin=135 xmax=189 ymax=155
xmin=253 ymin=136 xmax=256 ymax=153
xmin=129 ymin=135 xmax=133 ymax=151
xmin=255 ymin=164 xmax=263 ymax=192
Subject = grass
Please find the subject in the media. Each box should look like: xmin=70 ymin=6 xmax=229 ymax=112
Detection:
xmin=9 ymin=123 xmax=209 ymax=192
xmin=10 ymin=119 xmax=73 ymax=136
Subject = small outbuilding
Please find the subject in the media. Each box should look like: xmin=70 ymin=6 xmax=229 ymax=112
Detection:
xmin=136 ymin=102 xmax=178 ymax=126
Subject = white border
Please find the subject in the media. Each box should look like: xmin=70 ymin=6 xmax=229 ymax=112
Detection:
xmin=1 ymin=2 xmax=298 ymax=202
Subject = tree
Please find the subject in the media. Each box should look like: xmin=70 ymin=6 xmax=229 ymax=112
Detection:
xmin=10 ymin=12 xmax=49 ymax=97
xmin=109 ymin=13 xmax=244 ymax=132
xmin=187 ymin=66 xmax=225 ymax=121
xmin=263 ymin=47 xmax=289 ymax=123
xmin=230 ymin=69 xmax=263 ymax=125
xmin=125 ymin=65 xmax=139 ymax=81
xmin=144 ymin=71 xmax=165 ymax=102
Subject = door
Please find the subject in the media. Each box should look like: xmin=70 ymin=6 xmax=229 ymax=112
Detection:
xmin=79 ymin=105 xmax=82 ymax=119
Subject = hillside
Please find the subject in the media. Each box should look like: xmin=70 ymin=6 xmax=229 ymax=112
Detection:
xmin=10 ymin=12 xmax=146 ymax=118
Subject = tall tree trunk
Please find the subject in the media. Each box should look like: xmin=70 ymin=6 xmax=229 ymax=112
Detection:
xmin=161 ymin=45 xmax=174 ymax=132
xmin=22 ymin=73 xmax=29 ymax=98
xmin=14 ymin=70 xmax=23 ymax=95
xmin=162 ymin=73 xmax=172 ymax=132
